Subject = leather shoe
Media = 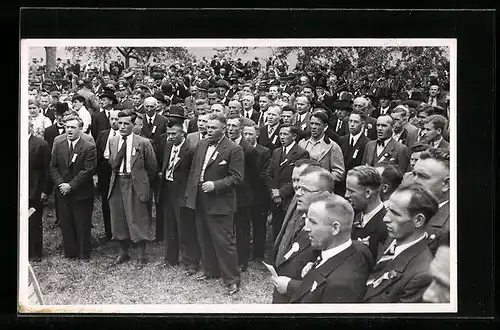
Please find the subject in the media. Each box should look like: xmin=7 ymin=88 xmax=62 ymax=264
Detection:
xmin=135 ymin=258 xmax=148 ymax=270
xmin=227 ymin=283 xmax=240 ymax=295
xmin=114 ymin=254 xmax=131 ymax=265
xmin=194 ymin=274 xmax=219 ymax=281
xmin=185 ymin=269 xmax=198 ymax=276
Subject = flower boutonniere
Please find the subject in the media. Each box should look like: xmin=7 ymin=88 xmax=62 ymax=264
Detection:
xmin=372 ymin=270 xmax=400 ymax=288
xmin=367 ymin=123 xmax=373 ymax=130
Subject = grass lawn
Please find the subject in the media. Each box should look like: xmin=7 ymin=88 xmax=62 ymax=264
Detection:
xmin=31 ymin=188 xmax=275 ymax=305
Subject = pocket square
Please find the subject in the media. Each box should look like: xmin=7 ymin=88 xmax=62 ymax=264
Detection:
xmin=310 ymin=280 xmax=318 ymax=292
xmin=218 ymin=160 xmax=227 ymax=165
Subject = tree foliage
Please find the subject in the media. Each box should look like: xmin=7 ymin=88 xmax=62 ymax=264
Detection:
xmin=214 ymin=46 xmax=257 ymax=59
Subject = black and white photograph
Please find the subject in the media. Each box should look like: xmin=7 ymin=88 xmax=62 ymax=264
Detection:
xmin=19 ymin=38 xmax=457 ymax=313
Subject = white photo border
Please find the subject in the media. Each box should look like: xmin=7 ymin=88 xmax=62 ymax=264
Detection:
xmin=19 ymin=38 xmax=457 ymax=314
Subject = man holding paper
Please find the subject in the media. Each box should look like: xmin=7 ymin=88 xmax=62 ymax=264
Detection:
xmin=49 ymin=114 xmax=97 ymax=260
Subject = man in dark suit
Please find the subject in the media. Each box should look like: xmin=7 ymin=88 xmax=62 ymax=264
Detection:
xmin=158 ymin=121 xmax=199 ymax=274
xmin=371 ymin=95 xmax=392 ymax=118
xmin=38 ymin=93 xmax=55 ymax=123
xmin=185 ymin=113 xmax=244 ymax=295
xmin=411 ymin=148 xmax=450 ymax=255
xmin=28 ymin=119 xmax=51 ymax=261
xmin=269 ymin=124 xmax=309 ymax=242
xmin=257 ymin=105 xmax=282 ymax=153
xmin=226 ymin=115 xmax=259 ymax=272
xmin=44 ymin=103 xmax=68 ymax=150
xmin=273 ymin=194 xmax=371 ymax=303
xmin=339 ymin=110 xmax=370 ymax=172
xmin=426 ymin=84 xmax=447 ymax=108
xmin=352 ymin=97 xmax=378 ymax=140
xmin=331 ymin=100 xmax=351 ymax=137
xmin=107 ymin=110 xmax=158 ymax=268
xmin=141 ymin=97 xmax=169 ymax=241
xmin=242 ymin=120 xmax=272 ymax=262
xmin=364 ymin=183 xmax=438 ymax=303
xmin=294 ymin=95 xmax=312 ymax=140
xmin=90 ymin=91 xmax=115 ymax=140
xmin=422 ymin=115 xmax=450 ymax=150
xmin=389 ymin=105 xmax=418 ymax=148
xmin=362 ymin=115 xmax=410 ymax=172
xmin=271 ymin=165 xmax=333 ymax=303
xmin=49 ymin=114 xmax=97 ymax=260
xmin=345 ymin=165 xmax=388 ymax=262
xmin=241 ymin=93 xmax=260 ymax=123
xmin=95 ymin=109 xmax=120 ymax=241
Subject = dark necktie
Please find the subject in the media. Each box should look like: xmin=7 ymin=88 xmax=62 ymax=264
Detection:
xmin=113 ymin=136 xmax=128 ymax=173
xmin=377 ymin=139 xmax=385 ymax=147
xmin=166 ymin=147 xmax=178 ymax=180
xmin=353 ymin=212 xmax=364 ymax=229
xmin=148 ymin=117 xmax=153 ymax=126
xmin=350 ymin=137 xmax=355 ymax=147
xmin=246 ymin=112 xmax=250 ymax=119
xmin=69 ymin=141 xmax=74 ymax=160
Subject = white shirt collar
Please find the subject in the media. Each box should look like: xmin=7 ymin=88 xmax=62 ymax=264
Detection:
xmin=68 ymin=136 xmax=80 ymax=147
xmin=433 ymin=136 xmax=443 ymax=148
xmin=439 ymin=200 xmax=449 ymax=208
xmin=284 ymin=141 xmax=296 ymax=155
xmin=299 ymin=112 xmax=308 ymax=122
xmin=268 ymin=123 xmax=279 ymax=134
xmin=380 ymin=106 xmax=390 ymax=114
xmin=362 ymin=202 xmax=384 ymax=227
xmin=233 ymin=135 xmax=242 ymax=145
xmin=385 ymin=233 xmax=427 ymax=258
xmin=146 ymin=112 xmax=156 ymax=123
xmin=377 ymin=138 xmax=392 ymax=148
xmin=318 ymin=239 xmax=353 ymax=268
xmin=120 ymin=132 xmax=134 ymax=143
xmin=173 ymin=138 xmax=185 ymax=151
xmin=350 ymin=130 xmax=363 ymax=145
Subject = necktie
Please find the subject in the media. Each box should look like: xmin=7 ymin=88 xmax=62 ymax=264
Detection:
xmin=377 ymin=139 xmax=384 ymax=147
xmin=353 ymin=212 xmax=364 ymax=228
xmin=113 ymin=136 xmax=128 ymax=173
xmin=113 ymin=130 xmax=116 ymax=137
xmin=259 ymin=113 xmax=265 ymax=127
xmin=69 ymin=141 xmax=74 ymax=160
xmin=166 ymin=147 xmax=178 ymax=180
xmin=350 ymin=137 xmax=355 ymax=147
xmin=246 ymin=112 xmax=250 ymax=119
xmin=375 ymin=243 xmax=396 ymax=269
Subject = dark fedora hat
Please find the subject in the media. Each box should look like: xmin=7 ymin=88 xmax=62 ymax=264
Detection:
xmin=99 ymin=91 xmax=118 ymax=105
xmin=153 ymin=91 xmax=167 ymax=104
xmin=165 ymin=105 xmax=187 ymax=120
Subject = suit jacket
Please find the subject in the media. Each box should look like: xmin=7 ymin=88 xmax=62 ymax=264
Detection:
xmin=235 ymin=138 xmax=259 ymax=207
xmin=295 ymin=112 xmax=311 ymax=141
xmin=298 ymin=135 xmax=345 ymax=182
xmin=141 ymin=113 xmax=168 ymax=149
xmin=425 ymin=202 xmax=449 ymax=255
xmin=29 ymin=135 xmax=51 ymax=200
xmin=115 ymin=98 xmax=134 ymax=111
xmin=43 ymin=124 xmax=65 ymax=151
xmin=394 ymin=127 xmax=418 ymax=148
xmin=364 ymin=238 xmax=433 ymax=303
xmin=339 ymin=133 xmax=370 ymax=172
xmin=49 ymin=136 xmax=97 ymax=200
xmin=95 ymin=129 xmax=114 ymax=178
xmin=107 ymin=134 xmax=158 ymax=203
xmin=362 ymin=138 xmax=410 ymax=173
xmin=332 ymin=116 xmax=348 ymax=137
xmin=253 ymin=143 xmax=272 ymax=207
xmin=363 ymin=116 xmax=378 ymax=140
xmin=435 ymin=138 xmax=450 ymax=150
xmin=258 ymin=124 xmax=282 ymax=153
xmin=185 ymin=136 xmax=244 ymax=215
xmin=351 ymin=207 xmax=388 ymax=262
xmin=185 ymin=131 xmax=206 ymax=151
xmin=269 ymin=143 xmax=309 ymax=211
xmin=187 ymin=118 xmax=198 ymax=134
xmin=289 ymin=244 xmax=370 ymax=303
xmin=158 ymin=140 xmax=193 ymax=206
xmin=41 ymin=105 xmax=56 ymax=123
xmin=54 ymin=132 xmax=95 ymax=146
xmin=90 ymin=110 xmax=111 ymax=141
xmin=242 ymin=109 xmax=260 ymax=124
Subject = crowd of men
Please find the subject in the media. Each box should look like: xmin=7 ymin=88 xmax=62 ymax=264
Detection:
xmin=27 ymin=50 xmax=451 ymax=302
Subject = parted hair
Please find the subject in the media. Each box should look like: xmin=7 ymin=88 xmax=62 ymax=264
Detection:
xmin=348 ymin=165 xmax=382 ymax=190
xmin=394 ymin=182 xmax=439 ymax=225
xmin=419 ymin=147 xmax=450 ymax=169
xmin=63 ymin=114 xmax=84 ymax=128
xmin=350 ymin=109 xmax=367 ymax=122
xmin=423 ymin=114 xmax=447 ymax=132
xmin=311 ymin=110 xmax=329 ymax=124
xmin=310 ymin=194 xmax=355 ymax=229
xmin=118 ymin=109 xmax=138 ymax=122
xmin=375 ymin=162 xmax=404 ymax=191
xmin=279 ymin=123 xmax=298 ymax=136
xmin=227 ymin=114 xmax=245 ymax=127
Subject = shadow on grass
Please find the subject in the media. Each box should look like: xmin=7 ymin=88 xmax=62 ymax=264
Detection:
xmin=31 ymin=191 xmax=274 ymax=305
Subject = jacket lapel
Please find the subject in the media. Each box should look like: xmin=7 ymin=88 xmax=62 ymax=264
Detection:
xmin=278 ymin=230 xmax=311 ymax=267
xmin=279 ymin=144 xmax=298 ymax=168
xmin=364 ymin=239 xmax=428 ymax=299
xmin=206 ymin=138 xmax=227 ymax=168
xmin=376 ymin=139 xmax=396 ymax=163
xmin=316 ymin=140 xmax=333 ymax=162
xmin=293 ymin=245 xmax=356 ymax=301
xmin=274 ymin=197 xmax=298 ymax=249
xmin=173 ymin=142 xmax=189 ymax=172
xmin=162 ymin=143 xmax=173 ymax=173
xmin=61 ymin=139 xmax=69 ymax=165
xmin=130 ymin=135 xmax=140 ymax=168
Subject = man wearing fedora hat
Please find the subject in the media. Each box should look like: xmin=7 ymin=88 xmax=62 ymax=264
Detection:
xmin=90 ymin=89 xmax=117 ymax=140
xmin=372 ymin=94 xmax=393 ymax=119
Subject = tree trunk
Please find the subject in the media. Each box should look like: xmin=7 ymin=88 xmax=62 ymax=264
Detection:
xmin=124 ymin=56 xmax=130 ymax=69
xmin=45 ymin=47 xmax=57 ymax=73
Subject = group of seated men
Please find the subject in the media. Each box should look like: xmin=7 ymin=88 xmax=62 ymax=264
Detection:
xmin=27 ymin=71 xmax=451 ymax=300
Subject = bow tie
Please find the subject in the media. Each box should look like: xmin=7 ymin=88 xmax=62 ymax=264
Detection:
xmin=377 ymin=139 xmax=385 ymax=147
